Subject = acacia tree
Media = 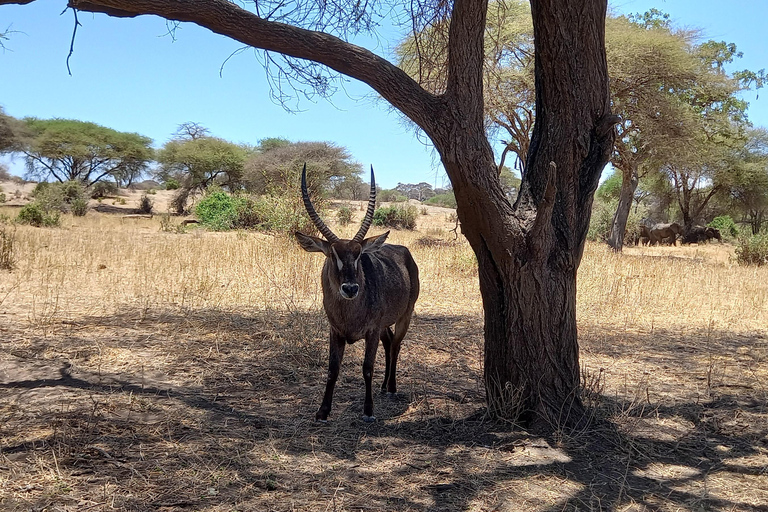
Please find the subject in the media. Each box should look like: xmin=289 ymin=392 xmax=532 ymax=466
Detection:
xmin=4 ymin=0 xmax=618 ymax=431
xmin=17 ymin=118 xmax=154 ymax=186
xmin=727 ymin=129 xmax=768 ymax=234
xmin=243 ymin=140 xmax=361 ymax=198
xmin=157 ymin=124 xmax=248 ymax=212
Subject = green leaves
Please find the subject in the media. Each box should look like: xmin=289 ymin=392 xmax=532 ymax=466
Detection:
xmin=19 ymin=118 xmax=153 ymax=185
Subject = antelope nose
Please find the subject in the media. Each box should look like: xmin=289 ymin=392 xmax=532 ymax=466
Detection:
xmin=341 ymin=283 xmax=359 ymax=299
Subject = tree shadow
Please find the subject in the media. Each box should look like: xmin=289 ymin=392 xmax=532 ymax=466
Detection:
xmin=1 ymin=308 xmax=766 ymax=510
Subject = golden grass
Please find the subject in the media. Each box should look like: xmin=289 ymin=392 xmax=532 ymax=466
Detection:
xmin=1 ymin=205 xmax=767 ymax=511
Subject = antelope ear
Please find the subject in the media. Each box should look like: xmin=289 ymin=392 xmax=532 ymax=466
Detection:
xmin=361 ymin=231 xmax=389 ymax=253
xmin=295 ymin=232 xmax=331 ymax=256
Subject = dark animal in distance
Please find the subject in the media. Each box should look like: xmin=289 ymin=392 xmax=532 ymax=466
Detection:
xmin=295 ymin=165 xmax=420 ymax=423
xmin=683 ymin=225 xmax=722 ymax=244
xmin=635 ymin=224 xmax=652 ymax=246
xmin=649 ymin=222 xmax=683 ymax=246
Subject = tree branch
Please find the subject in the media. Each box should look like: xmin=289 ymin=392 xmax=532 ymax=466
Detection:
xmin=65 ymin=0 xmax=442 ymax=131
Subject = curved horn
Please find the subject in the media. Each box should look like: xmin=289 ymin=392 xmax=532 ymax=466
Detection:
xmin=352 ymin=165 xmax=377 ymax=243
xmin=301 ymin=163 xmax=339 ymax=243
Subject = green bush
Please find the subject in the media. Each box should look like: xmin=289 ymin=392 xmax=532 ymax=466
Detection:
xmin=165 ymin=178 xmax=180 ymax=190
xmin=240 ymin=195 xmax=315 ymax=234
xmin=336 ymin=206 xmax=353 ymax=226
xmin=61 ymin=181 xmax=86 ymax=204
xmin=708 ymin=215 xmax=739 ymax=238
xmin=735 ymin=234 xmax=768 ymax=266
xmin=586 ymin=199 xmax=616 ymax=242
xmin=378 ymin=188 xmax=408 ymax=202
xmin=195 ymin=188 xmax=240 ymax=231
xmin=70 ymin=197 xmax=89 ymax=216
xmin=90 ymin=181 xmax=119 ymax=199
xmin=16 ymin=202 xmax=61 ymax=227
xmin=196 ymin=188 xmax=317 ymax=234
xmin=425 ymin=192 xmax=457 ymax=209
xmin=373 ymin=204 xmax=417 ymax=230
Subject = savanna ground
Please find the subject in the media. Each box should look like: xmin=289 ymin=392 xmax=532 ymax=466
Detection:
xmin=0 ymin=188 xmax=766 ymax=511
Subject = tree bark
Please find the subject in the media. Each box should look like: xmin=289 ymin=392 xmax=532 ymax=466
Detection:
xmin=12 ymin=0 xmax=616 ymax=432
xmin=607 ymin=165 xmax=639 ymax=251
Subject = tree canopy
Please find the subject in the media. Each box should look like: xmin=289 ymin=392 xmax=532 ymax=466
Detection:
xmin=17 ymin=118 xmax=154 ymax=186
xmin=156 ymin=123 xmax=249 ymax=212
xmin=243 ymin=139 xmax=361 ymax=200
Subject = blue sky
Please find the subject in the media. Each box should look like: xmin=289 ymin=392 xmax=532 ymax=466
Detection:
xmin=1 ymin=0 xmax=766 ymax=189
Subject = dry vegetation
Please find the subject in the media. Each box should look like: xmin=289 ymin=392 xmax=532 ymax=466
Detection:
xmin=0 ymin=200 xmax=766 ymax=511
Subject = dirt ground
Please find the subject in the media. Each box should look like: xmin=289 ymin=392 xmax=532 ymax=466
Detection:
xmin=0 ymin=201 xmax=766 ymax=511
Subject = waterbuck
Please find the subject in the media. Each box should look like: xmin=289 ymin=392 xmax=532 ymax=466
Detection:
xmin=295 ymin=165 xmax=420 ymax=422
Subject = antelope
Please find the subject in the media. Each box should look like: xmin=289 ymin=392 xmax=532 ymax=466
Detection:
xmin=295 ymin=164 xmax=420 ymax=422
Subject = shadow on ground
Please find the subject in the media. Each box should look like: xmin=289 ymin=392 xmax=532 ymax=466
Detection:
xmin=1 ymin=308 xmax=766 ymax=510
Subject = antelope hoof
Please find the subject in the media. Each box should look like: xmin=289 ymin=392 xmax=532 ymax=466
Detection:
xmin=362 ymin=415 xmax=377 ymax=423
xmin=386 ymin=392 xmax=398 ymax=399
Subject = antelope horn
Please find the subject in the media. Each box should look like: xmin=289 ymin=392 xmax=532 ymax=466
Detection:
xmin=301 ymin=163 xmax=339 ymax=243
xmin=352 ymin=166 xmax=377 ymax=243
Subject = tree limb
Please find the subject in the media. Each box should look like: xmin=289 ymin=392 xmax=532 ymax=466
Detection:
xmin=64 ymin=0 xmax=442 ymax=131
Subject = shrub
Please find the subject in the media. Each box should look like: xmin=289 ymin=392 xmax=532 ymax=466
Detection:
xmin=16 ymin=202 xmax=61 ymax=227
xmin=373 ymin=204 xmax=417 ymax=230
xmin=735 ymin=234 xmax=768 ymax=266
xmin=70 ymin=197 xmax=89 ymax=216
xmin=0 ymin=224 xmax=15 ymax=270
xmin=708 ymin=215 xmax=739 ymax=238
xmin=165 ymin=178 xmax=180 ymax=190
xmin=90 ymin=181 xmax=119 ymax=199
xmin=337 ymin=206 xmax=353 ymax=226
xmin=195 ymin=188 xmax=240 ymax=230
xmin=0 ymin=193 xmax=5 ymax=203
xmin=195 ymin=188 xmax=317 ymax=234
xmin=378 ymin=188 xmax=407 ymax=202
xmin=60 ymin=180 xmax=86 ymax=204
xmin=240 ymin=195 xmax=315 ymax=234
xmin=425 ymin=192 xmax=457 ymax=209
xmin=586 ymin=199 xmax=615 ymax=242
xmin=138 ymin=193 xmax=154 ymax=214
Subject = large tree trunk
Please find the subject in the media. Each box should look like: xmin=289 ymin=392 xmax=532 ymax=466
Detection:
xmin=607 ymin=165 xmax=639 ymax=251
xmin=431 ymin=0 xmax=616 ymax=430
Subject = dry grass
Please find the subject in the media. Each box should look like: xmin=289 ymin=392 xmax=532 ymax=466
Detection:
xmin=1 ymin=204 xmax=766 ymax=511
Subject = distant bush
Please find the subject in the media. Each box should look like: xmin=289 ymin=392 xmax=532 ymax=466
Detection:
xmin=70 ymin=197 xmax=89 ymax=217
xmin=0 ymin=192 xmax=5 ymax=203
xmin=195 ymin=188 xmax=240 ymax=231
xmin=708 ymin=216 xmax=739 ymax=238
xmin=240 ymin=195 xmax=315 ymax=234
xmin=336 ymin=206 xmax=353 ymax=226
xmin=373 ymin=204 xmax=417 ymax=230
xmin=16 ymin=202 xmax=60 ymax=227
xmin=138 ymin=193 xmax=154 ymax=215
xmin=378 ymin=188 xmax=408 ymax=203
xmin=61 ymin=181 xmax=85 ymax=204
xmin=31 ymin=181 xmax=89 ymax=215
xmin=165 ymin=178 xmax=180 ymax=190
xmin=425 ymin=192 xmax=457 ymax=209
xmin=90 ymin=181 xmax=119 ymax=199
xmin=586 ymin=199 xmax=615 ymax=242
xmin=735 ymin=234 xmax=768 ymax=267
xmin=195 ymin=189 xmax=314 ymax=234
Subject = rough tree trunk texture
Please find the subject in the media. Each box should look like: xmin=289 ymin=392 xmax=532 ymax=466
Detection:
xmin=429 ymin=0 xmax=616 ymax=429
xmin=607 ymin=166 xmax=639 ymax=251
xmin=9 ymin=0 xmax=617 ymax=431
